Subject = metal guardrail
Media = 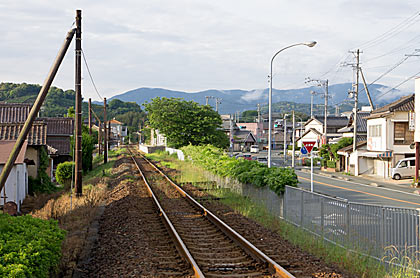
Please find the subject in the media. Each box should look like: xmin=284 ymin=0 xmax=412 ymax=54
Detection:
xmin=284 ymin=186 xmax=420 ymax=261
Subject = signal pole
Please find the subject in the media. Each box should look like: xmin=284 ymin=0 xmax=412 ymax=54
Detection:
xmin=74 ymin=10 xmax=83 ymax=197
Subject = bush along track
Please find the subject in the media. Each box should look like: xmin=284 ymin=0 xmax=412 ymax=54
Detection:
xmin=0 ymin=214 xmax=66 ymax=278
xmin=181 ymin=144 xmax=298 ymax=194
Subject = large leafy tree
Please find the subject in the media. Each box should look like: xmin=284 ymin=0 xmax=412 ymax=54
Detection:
xmin=145 ymin=97 xmax=228 ymax=149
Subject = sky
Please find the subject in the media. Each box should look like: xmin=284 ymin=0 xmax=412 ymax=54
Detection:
xmin=1 ymin=0 xmax=420 ymax=101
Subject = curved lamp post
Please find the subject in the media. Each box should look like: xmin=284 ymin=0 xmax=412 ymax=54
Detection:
xmin=268 ymin=41 xmax=317 ymax=168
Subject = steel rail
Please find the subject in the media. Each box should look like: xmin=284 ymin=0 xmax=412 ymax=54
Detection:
xmin=135 ymin=149 xmax=295 ymax=278
xmin=127 ymin=148 xmax=204 ymax=278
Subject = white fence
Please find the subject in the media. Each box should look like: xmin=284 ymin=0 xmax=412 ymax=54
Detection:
xmin=284 ymin=186 xmax=420 ymax=261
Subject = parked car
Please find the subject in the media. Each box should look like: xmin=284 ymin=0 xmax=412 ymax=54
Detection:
xmin=257 ymin=156 xmax=268 ymax=164
xmin=243 ymin=154 xmax=252 ymax=161
xmin=250 ymin=145 xmax=259 ymax=153
xmin=391 ymin=157 xmax=415 ymax=180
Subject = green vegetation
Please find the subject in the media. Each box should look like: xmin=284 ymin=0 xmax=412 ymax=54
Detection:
xmin=145 ymin=97 xmax=229 ymax=149
xmin=28 ymin=147 xmax=56 ymax=194
xmin=0 ymin=214 xmax=66 ymax=278
xmin=55 ymin=162 xmax=74 ymax=188
xmin=320 ymin=137 xmax=353 ymax=167
xmin=181 ymin=144 xmax=297 ymax=194
xmin=0 ymin=83 xmax=146 ymax=135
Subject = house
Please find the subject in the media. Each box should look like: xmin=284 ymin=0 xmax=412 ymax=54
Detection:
xmin=339 ymin=94 xmax=414 ymax=178
xmin=109 ymin=119 xmax=128 ymax=144
xmin=0 ymin=122 xmax=51 ymax=178
xmin=297 ymin=116 xmax=349 ymax=148
xmin=232 ymin=129 xmax=257 ymax=151
xmin=38 ymin=117 xmax=74 ymax=172
xmin=0 ymin=103 xmax=73 ymax=180
xmin=0 ymin=140 xmax=28 ymax=212
xmin=336 ymin=107 xmax=371 ymax=143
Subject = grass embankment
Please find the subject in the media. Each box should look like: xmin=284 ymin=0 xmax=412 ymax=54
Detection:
xmin=145 ymin=150 xmax=418 ymax=278
xmin=21 ymin=147 xmax=128 ymax=277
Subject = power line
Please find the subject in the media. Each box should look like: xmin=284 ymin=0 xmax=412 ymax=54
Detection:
xmin=81 ymin=49 xmax=103 ymax=100
xmin=375 ymin=70 xmax=420 ymax=99
xmin=355 ymin=11 xmax=420 ymax=50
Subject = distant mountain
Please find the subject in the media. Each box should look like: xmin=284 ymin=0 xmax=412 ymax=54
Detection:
xmin=107 ymin=83 xmax=410 ymax=115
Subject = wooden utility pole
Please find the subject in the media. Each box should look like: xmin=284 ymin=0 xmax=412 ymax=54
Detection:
xmin=0 ymin=28 xmax=76 ymax=194
xmin=98 ymin=122 xmax=102 ymax=155
xmin=103 ymin=97 xmax=108 ymax=163
xmin=88 ymin=98 xmax=92 ymax=135
xmin=74 ymin=10 xmax=83 ymax=197
xmin=353 ymin=49 xmax=360 ymax=152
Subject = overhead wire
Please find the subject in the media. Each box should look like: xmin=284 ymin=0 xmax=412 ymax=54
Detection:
xmin=375 ymin=70 xmax=420 ymax=99
xmin=354 ymin=11 xmax=420 ymax=50
xmin=81 ymin=49 xmax=103 ymax=100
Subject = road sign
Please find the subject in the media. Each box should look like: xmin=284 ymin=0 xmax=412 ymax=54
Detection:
xmin=300 ymin=146 xmax=308 ymax=154
xmin=302 ymin=141 xmax=316 ymax=154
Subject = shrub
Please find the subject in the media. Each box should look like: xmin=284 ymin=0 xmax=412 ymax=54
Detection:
xmin=55 ymin=162 xmax=74 ymax=188
xmin=29 ymin=147 xmax=56 ymax=194
xmin=0 ymin=214 xmax=66 ymax=277
xmin=182 ymin=144 xmax=298 ymax=195
xmin=327 ymin=160 xmax=336 ymax=169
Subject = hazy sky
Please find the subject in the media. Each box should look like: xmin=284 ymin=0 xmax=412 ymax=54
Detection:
xmin=1 ymin=0 xmax=420 ymax=101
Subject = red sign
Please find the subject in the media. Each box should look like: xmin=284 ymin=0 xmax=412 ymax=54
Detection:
xmin=302 ymin=141 xmax=316 ymax=154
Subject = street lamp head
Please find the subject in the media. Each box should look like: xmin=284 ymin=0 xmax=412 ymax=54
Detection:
xmin=305 ymin=41 xmax=317 ymax=47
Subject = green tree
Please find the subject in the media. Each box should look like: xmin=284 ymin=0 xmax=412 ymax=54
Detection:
xmin=145 ymin=97 xmax=229 ymax=149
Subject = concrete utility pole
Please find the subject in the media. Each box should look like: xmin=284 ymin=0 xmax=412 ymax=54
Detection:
xmin=335 ymin=105 xmax=340 ymax=116
xmin=230 ymin=114 xmax=234 ymax=154
xmin=257 ymin=104 xmax=261 ymax=123
xmin=88 ymin=98 xmax=92 ymax=135
xmin=0 ymin=27 xmax=76 ymax=195
xmin=292 ymin=111 xmax=295 ymax=168
xmin=103 ymin=97 xmax=108 ymax=163
xmin=74 ymin=10 xmax=83 ymax=197
xmin=353 ymin=49 xmax=360 ymax=152
xmin=215 ymin=98 xmax=222 ymax=113
xmin=359 ymin=67 xmax=374 ymax=111
xmin=310 ymin=91 xmax=316 ymax=118
xmin=205 ymin=96 xmax=209 ymax=106
xmin=324 ymin=80 xmax=328 ymax=144
xmin=283 ymin=114 xmax=288 ymax=165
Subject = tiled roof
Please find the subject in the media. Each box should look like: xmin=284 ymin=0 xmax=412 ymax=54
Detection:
xmin=46 ymin=137 xmax=71 ymax=155
xmin=109 ymin=119 xmax=123 ymax=125
xmin=38 ymin=117 xmax=74 ymax=136
xmin=0 ymin=103 xmax=31 ymax=123
xmin=233 ymin=129 xmax=256 ymax=143
xmin=0 ymin=122 xmax=47 ymax=145
xmin=338 ymin=111 xmax=369 ymax=133
xmin=371 ymin=94 xmax=414 ymax=115
xmin=309 ymin=116 xmax=349 ymax=128
xmin=0 ymin=140 xmax=28 ymax=164
xmin=338 ymin=140 xmax=367 ymax=153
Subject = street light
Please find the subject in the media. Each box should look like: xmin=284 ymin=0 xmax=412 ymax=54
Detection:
xmin=268 ymin=41 xmax=317 ymax=168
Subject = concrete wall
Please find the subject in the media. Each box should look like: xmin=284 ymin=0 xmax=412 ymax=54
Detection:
xmin=165 ymin=147 xmax=185 ymax=161
xmin=138 ymin=144 xmax=165 ymax=154
xmin=26 ymin=146 xmax=38 ymax=178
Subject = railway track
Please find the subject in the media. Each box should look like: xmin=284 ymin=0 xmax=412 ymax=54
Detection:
xmin=128 ymin=147 xmax=295 ymax=278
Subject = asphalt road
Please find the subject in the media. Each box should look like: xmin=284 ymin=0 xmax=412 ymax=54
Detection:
xmin=296 ymin=170 xmax=420 ymax=209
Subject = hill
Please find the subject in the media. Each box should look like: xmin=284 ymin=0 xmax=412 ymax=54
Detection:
xmin=0 ymin=82 xmax=146 ymax=131
xmin=108 ymin=83 xmax=409 ymax=114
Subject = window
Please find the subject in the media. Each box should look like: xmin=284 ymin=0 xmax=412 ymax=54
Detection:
xmin=394 ymin=122 xmax=414 ymax=145
xmin=368 ymin=125 xmax=382 ymax=137
xmin=410 ymin=159 xmax=416 ymax=167
xmin=399 ymin=161 xmax=407 ymax=168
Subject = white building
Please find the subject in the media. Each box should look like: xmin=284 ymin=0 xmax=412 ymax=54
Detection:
xmin=0 ymin=140 xmax=28 ymax=212
xmin=339 ymin=94 xmax=415 ymax=178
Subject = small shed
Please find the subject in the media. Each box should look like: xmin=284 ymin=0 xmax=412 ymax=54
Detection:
xmin=0 ymin=140 xmax=28 ymax=212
